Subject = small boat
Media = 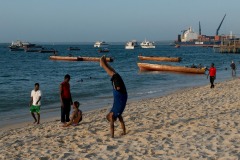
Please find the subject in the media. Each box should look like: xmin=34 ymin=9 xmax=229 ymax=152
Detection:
xmin=50 ymin=56 xmax=113 ymax=62
xmin=39 ymin=48 xmax=57 ymax=53
xmin=94 ymin=41 xmax=109 ymax=48
xmin=98 ymin=48 xmax=109 ymax=53
xmin=175 ymin=45 xmax=180 ymax=48
xmin=49 ymin=56 xmax=80 ymax=61
xmin=9 ymin=40 xmax=42 ymax=51
xmin=125 ymin=40 xmax=138 ymax=49
xmin=138 ymin=56 xmax=181 ymax=62
xmin=137 ymin=63 xmax=206 ymax=74
xmin=140 ymin=39 xmax=155 ymax=48
xmin=67 ymin=47 xmax=80 ymax=51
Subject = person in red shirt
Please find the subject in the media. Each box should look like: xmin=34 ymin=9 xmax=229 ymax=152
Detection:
xmin=60 ymin=74 xmax=73 ymax=123
xmin=207 ymin=63 xmax=216 ymax=88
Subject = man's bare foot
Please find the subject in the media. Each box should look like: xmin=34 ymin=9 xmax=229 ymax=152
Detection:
xmin=33 ymin=121 xmax=37 ymax=124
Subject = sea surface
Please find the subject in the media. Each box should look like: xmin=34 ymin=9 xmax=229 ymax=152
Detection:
xmin=0 ymin=42 xmax=238 ymax=127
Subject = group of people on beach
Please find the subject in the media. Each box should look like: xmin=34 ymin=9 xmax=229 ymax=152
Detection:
xmin=29 ymin=56 xmax=127 ymax=138
xmin=29 ymin=59 xmax=236 ymax=137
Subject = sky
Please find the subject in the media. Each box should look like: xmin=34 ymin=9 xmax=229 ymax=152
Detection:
xmin=0 ymin=0 xmax=240 ymax=43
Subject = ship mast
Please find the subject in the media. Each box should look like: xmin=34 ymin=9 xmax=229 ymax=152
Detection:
xmin=216 ymin=14 xmax=226 ymax=36
xmin=199 ymin=21 xmax=201 ymax=35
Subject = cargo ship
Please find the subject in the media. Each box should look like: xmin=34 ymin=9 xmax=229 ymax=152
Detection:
xmin=174 ymin=14 xmax=227 ymax=47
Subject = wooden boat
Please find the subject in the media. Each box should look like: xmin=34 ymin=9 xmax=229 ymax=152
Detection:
xmin=138 ymin=56 xmax=181 ymax=62
xmin=50 ymin=56 xmax=113 ymax=62
xmin=78 ymin=56 xmax=113 ymax=62
xmin=137 ymin=63 xmax=205 ymax=74
xmin=50 ymin=56 xmax=80 ymax=61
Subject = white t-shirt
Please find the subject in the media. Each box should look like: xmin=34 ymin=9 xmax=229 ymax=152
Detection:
xmin=31 ymin=90 xmax=42 ymax=106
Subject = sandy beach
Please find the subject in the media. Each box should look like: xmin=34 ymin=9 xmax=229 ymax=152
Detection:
xmin=1 ymin=78 xmax=240 ymax=159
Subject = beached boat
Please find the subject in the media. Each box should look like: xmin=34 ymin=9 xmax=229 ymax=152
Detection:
xmin=137 ymin=63 xmax=206 ymax=74
xmin=50 ymin=56 xmax=113 ymax=62
xmin=138 ymin=56 xmax=181 ymax=62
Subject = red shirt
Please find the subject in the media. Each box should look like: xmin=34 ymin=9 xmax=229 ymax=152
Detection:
xmin=61 ymin=81 xmax=71 ymax=99
xmin=209 ymin=67 xmax=216 ymax=77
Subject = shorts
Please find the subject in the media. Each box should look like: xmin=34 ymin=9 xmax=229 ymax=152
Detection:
xmin=110 ymin=89 xmax=128 ymax=119
xmin=30 ymin=105 xmax=40 ymax=113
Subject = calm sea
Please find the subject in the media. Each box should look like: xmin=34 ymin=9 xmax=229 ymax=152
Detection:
xmin=0 ymin=42 xmax=238 ymax=127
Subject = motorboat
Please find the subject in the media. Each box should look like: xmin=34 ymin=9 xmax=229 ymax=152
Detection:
xmin=140 ymin=39 xmax=155 ymax=48
xmin=98 ymin=48 xmax=110 ymax=53
xmin=9 ymin=40 xmax=42 ymax=51
xmin=94 ymin=41 xmax=109 ymax=48
xmin=125 ymin=40 xmax=138 ymax=49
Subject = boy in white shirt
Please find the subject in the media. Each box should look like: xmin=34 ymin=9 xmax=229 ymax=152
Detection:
xmin=29 ymin=83 xmax=42 ymax=124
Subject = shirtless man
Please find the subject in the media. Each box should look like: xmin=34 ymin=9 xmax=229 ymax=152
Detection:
xmin=100 ymin=55 xmax=128 ymax=138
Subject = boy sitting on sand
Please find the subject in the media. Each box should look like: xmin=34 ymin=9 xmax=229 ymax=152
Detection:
xmin=63 ymin=101 xmax=82 ymax=127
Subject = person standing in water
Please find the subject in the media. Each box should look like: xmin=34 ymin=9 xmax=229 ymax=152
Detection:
xmin=207 ymin=63 xmax=217 ymax=88
xmin=29 ymin=83 xmax=41 ymax=124
xmin=100 ymin=55 xmax=127 ymax=138
xmin=230 ymin=60 xmax=236 ymax=77
xmin=60 ymin=74 xmax=73 ymax=123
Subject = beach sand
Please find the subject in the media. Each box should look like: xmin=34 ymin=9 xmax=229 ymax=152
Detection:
xmin=1 ymin=78 xmax=240 ymax=159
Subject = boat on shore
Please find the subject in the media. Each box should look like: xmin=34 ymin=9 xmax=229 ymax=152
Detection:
xmin=50 ymin=56 xmax=113 ymax=62
xmin=138 ymin=56 xmax=181 ymax=62
xmin=137 ymin=63 xmax=206 ymax=74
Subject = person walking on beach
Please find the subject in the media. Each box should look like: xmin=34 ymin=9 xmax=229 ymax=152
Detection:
xmin=207 ymin=63 xmax=216 ymax=88
xmin=100 ymin=55 xmax=128 ymax=138
xmin=60 ymin=74 xmax=73 ymax=123
xmin=29 ymin=83 xmax=41 ymax=124
xmin=230 ymin=60 xmax=236 ymax=77
xmin=63 ymin=101 xmax=82 ymax=127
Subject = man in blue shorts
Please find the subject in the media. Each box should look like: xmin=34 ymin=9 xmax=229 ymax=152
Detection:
xmin=29 ymin=83 xmax=41 ymax=124
xmin=100 ymin=56 xmax=128 ymax=138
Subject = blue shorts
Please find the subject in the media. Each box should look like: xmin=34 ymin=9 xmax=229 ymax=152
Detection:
xmin=110 ymin=89 xmax=128 ymax=119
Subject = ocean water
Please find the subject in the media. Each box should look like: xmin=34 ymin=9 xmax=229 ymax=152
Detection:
xmin=0 ymin=42 xmax=238 ymax=127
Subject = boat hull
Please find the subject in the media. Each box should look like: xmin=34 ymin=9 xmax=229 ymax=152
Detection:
xmin=141 ymin=46 xmax=155 ymax=48
xmin=137 ymin=63 xmax=205 ymax=74
xmin=50 ymin=56 xmax=113 ymax=62
xmin=138 ymin=56 xmax=181 ymax=62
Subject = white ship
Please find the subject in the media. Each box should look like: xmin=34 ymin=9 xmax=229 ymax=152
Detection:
xmin=94 ymin=41 xmax=109 ymax=48
xmin=140 ymin=39 xmax=155 ymax=48
xmin=125 ymin=40 xmax=138 ymax=49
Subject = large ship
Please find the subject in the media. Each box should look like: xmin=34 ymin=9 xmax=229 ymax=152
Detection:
xmin=174 ymin=14 xmax=227 ymax=47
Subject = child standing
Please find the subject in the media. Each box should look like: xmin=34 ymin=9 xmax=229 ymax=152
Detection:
xmin=29 ymin=83 xmax=42 ymax=124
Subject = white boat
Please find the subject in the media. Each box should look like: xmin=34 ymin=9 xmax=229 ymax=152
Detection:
xmin=125 ymin=40 xmax=138 ymax=49
xmin=94 ymin=41 xmax=109 ymax=48
xmin=140 ymin=39 xmax=155 ymax=48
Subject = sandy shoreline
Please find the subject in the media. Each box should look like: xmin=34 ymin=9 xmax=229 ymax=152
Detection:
xmin=1 ymin=78 xmax=240 ymax=159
